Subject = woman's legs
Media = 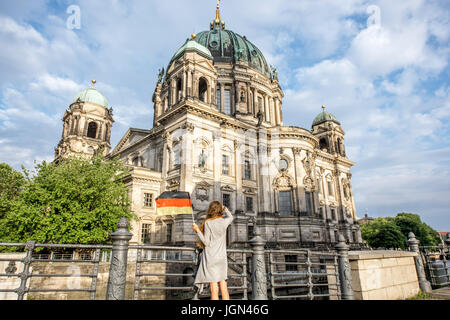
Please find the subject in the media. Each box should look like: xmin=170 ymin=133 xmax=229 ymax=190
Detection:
xmin=219 ymin=280 xmax=230 ymax=300
xmin=210 ymin=282 xmax=219 ymax=300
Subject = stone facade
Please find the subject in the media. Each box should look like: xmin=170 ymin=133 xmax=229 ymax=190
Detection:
xmin=349 ymin=250 xmax=420 ymax=300
xmin=55 ymin=5 xmax=363 ymax=251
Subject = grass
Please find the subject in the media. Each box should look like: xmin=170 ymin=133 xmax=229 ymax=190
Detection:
xmin=405 ymin=291 xmax=432 ymax=300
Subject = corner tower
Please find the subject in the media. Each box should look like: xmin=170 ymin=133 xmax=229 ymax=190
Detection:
xmin=312 ymin=106 xmax=346 ymax=157
xmin=55 ymin=80 xmax=114 ymax=160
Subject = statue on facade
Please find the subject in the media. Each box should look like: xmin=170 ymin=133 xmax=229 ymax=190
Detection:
xmin=199 ymin=149 xmax=207 ymax=168
xmin=256 ymin=110 xmax=264 ymax=127
xmin=157 ymin=68 xmax=165 ymax=84
xmin=270 ymin=65 xmax=278 ymax=81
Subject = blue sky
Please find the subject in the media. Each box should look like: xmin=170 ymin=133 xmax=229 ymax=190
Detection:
xmin=0 ymin=0 xmax=449 ymax=230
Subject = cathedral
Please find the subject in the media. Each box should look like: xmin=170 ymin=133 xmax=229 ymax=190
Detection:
xmin=55 ymin=2 xmax=362 ymax=250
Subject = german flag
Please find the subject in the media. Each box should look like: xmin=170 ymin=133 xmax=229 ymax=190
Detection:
xmin=155 ymin=192 xmax=193 ymax=216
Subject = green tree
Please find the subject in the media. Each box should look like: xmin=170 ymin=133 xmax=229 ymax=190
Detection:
xmin=0 ymin=163 xmax=26 ymax=219
xmin=360 ymin=218 xmax=408 ymax=249
xmin=393 ymin=213 xmax=441 ymax=246
xmin=0 ymin=154 xmax=136 ymax=245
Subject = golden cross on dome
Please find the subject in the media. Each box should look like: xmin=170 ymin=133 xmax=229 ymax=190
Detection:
xmin=215 ymin=0 xmax=222 ymax=23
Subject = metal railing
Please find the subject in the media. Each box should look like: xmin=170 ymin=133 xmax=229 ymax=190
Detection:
xmin=0 ymin=242 xmax=112 ymax=300
xmin=0 ymin=218 xmax=356 ymax=300
xmin=419 ymin=244 xmax=449 ymax=288
xmin=408 ymin=232 xmax=450 ymax=292
xmin=267 ymin=249 xmax=341 ymax=300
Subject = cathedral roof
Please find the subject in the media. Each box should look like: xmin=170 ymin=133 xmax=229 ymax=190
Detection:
xmin=73 ymin=87 xmax=108 ymax=108
xmin=169 ymin=1 xmax=271 ymax=78
xmin=312 ymin=107 xmax=341 ymax=127
xmin=194 ymin=29 xmax=270 ymax=78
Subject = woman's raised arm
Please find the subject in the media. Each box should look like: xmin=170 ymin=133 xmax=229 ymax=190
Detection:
xmin=222 ymin=207 xmax=234 ymax=226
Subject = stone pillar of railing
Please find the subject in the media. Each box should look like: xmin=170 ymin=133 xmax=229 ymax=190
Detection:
xmin=249 ymin=224 xmax=268 ymax=300
xmin=445 ymin=234 xmax=450 ymax=249
xmin=408 ymin=232 xmax=432 ymax=293
xmin=106 ymin=217 xmax=133 ymax=300
xmin=335 ymin=234 xmax=354 ymax=300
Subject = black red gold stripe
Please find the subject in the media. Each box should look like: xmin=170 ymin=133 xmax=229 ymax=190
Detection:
xmin=155 ymin=192 xmax=193 ymax=216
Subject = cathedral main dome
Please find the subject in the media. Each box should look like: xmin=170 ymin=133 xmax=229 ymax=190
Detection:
xmin=194 ymin=29 xmax=271 ymax=78
xmin=168 ymin=1 xmax=271 ymax=79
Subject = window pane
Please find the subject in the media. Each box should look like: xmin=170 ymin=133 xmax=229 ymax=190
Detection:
xmin=144 ymin=193 xmax=153 ymax=207
xmin=327 ymin=181 xmax=333 ymax=196
xmin=246 ymin=197 xmax=253 ymax=212
xmin=222 ymin=193 xmax=230 ymax=208
xmin=141 ymin=223 xmax=151 ymax=244
xmin=222 ymin=155 xmax=229 ymax=175
xmin=279 ymin=191 xmax=292 ymax=216
xmin=305 ymin=192 xmax=312 ymax=215
xmin=166 ymin=223 xmax=172 ymax=243
xmin=217 ymin=89 xmax=221 ymax=109
xmin=247 ymin=225 xmax=254 ymax=240
xmin=224 ymin=89 xmax=231 ymax=115
xmin=244 ymin=161 xmax=251 ymax=179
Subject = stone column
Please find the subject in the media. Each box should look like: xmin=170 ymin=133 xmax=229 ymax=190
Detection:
xmin=292 ymin=148 xmax=303 ymax=213
xmin=235 ymin=140 xmax=244 ymax=213
xmin=264 ymin=95 xmax=270 ymax=123
xmin=270 ymin=98 xmax=276 ymax=126
xmin=249 ymin=227 xmax=268 ymax=300
xmin=212 ymin=131 xmax=222 ymax=200
xmin=180 ymin=123 xmax=194 ymax=192
xmin=408 ymin=232 xmax=432 ymax=293
xmin=247 ymin=84 xmax=252 ymax=114
xmin=220 ymin=84 xmax=225 ymax=113
xmin=183 ymin=70 xmax=187 ymax=99
xmin=274 ymin=98 xmax=280 ymax=125
xmin=161 ymin=132 xmax=171 ymax=191
xmin=335 ymin=234 xmax=354 ymax=300
xmin=106 ymin=218 xmax=133 ymax=300
xmin=207 ymin=78 xmax=212 ymax=104
xmin=258 ymin=131 xmax=270 ymax=213
xmin=253 ymin=89 xmax=258 ymax=115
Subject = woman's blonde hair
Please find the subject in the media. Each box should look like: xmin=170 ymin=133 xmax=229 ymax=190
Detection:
xmin=197 ymin=201 xmax=224 ymax=249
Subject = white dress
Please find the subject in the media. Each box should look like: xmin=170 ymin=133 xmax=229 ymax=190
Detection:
xmin=194 ymin=208 xmax=234 ymax=291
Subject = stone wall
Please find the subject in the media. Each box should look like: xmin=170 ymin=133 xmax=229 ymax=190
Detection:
xmin=0 ymin=252 xmax=169 ymax=300
xmin=0 ymin=253 xmax=26 ymax=300
xmin=349 ymin=250 xmax=420 ymax=300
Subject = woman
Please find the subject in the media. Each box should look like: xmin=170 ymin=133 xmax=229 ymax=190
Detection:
xmin=192 ymin=201 xmax=234 ymax=300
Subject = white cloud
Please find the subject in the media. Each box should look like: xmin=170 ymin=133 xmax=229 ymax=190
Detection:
xmin=30 ymin=74 xmax=84 ymax=95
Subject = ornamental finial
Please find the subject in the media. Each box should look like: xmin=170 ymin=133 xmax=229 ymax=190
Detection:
xmin=91 ymin=79 xmax=96 ymax=88
xmin=322 ymin=105 xmax=326 ymax=110
xmin=212 ymin=0 xmax=225 ymax=30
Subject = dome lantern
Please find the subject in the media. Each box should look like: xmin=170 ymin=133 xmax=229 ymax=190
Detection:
xmin=312 ymin=105 xmax=341 ymax=127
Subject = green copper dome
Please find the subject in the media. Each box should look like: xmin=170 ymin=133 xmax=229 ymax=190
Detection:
xmin=312 ymin=109 xmax=341 ymax=127
xmin=170 ymin=39 xmax=213 ymax=63
xmin=73 ymin=88 xmax=108 ymax=108
xmin=194 ymin=29 xmax=271 ymax=77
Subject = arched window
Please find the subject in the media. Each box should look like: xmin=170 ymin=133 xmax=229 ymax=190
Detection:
xmin=279 ymin=191 xmax=292 ymax=216
xmin=87 ymin=122 xmax=98 ymax=139
xmin=319 ymin=138 xmax=328 ymax=152
xmin=199 ymin=78 xmax=208 ymax=102
xmin=133 ymin=156 xmax=143 ymax=167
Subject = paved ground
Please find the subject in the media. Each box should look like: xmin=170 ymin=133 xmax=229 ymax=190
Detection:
xmin=429 ymin=286 xmax=450 ymax=300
